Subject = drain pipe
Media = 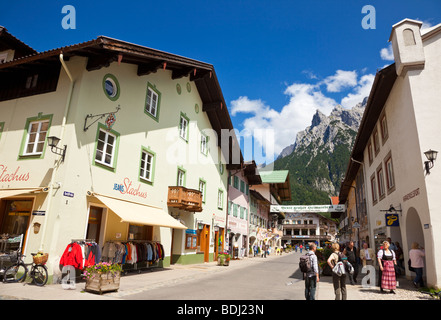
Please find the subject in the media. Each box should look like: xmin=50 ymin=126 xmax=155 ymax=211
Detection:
xmin=39 ymin=53 xmax=75 ymax=251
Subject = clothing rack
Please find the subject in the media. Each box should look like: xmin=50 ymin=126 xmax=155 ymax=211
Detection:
xmin=101 ymin=240 xmax=164 ymax=275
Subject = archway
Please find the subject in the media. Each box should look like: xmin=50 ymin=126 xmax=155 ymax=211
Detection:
xmin=406 ymin=207 xmax=425 ymax=278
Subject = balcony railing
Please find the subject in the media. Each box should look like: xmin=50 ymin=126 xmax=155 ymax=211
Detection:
xmin=167 ymin=186 xmax=203 ymax=212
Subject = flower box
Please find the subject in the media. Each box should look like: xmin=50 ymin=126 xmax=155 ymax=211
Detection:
xmin=83 ymin=262 xmax=122 ymax=295
xmin=217 ymin=252 xmax=230 ymax=266
xmin=85 ymin=271 xmax=120 ymax=294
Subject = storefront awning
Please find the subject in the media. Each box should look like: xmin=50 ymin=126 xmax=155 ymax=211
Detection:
xmin=0 ymin=188 xmax=46 ymax=199
xmin=93 ymin=193 xmax=187 ymax=230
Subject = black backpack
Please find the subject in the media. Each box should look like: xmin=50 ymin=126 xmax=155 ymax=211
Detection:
xmin=299 ymin=254 xmax=312 ymax=273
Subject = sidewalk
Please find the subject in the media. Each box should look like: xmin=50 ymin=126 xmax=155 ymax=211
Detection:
xmin=0 ymin=252 xmax=429 ymax=300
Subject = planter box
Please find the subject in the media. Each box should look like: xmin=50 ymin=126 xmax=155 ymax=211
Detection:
xmin=85 ymin=271 xmax=120 ymax=294
xmin=217 ymin=255 xmax=230 ymax=266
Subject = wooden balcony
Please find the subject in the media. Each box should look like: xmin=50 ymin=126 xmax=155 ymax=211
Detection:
xmin=167 ymin=186 xmax=203 ymax=212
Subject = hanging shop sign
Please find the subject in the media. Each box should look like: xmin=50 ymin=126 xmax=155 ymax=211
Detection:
xmin=113 ymin=177 xmax=147 ymax=199
xmin=271 ymin=204 xmax=345 ymax=213
xmin=0 ymin=164 xmax=30 ymax=183
xmin=385 ymin=213 xmax=399 ymax=227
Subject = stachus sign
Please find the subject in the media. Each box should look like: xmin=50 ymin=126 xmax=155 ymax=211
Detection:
xmin=270 ymin=204 xmax=346 ymax=213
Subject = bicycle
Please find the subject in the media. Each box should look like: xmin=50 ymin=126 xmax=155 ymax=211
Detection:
xmin=3 ymin=252 xmax=48 ymax=286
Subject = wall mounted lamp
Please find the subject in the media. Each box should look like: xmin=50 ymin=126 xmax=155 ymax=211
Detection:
xmin=47 ymin=136 xmax=67 ymax=162
xmin=424 ymin=149 xmax=438 ymax=175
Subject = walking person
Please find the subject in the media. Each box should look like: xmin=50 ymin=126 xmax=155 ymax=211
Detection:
xmin=409 ymin=242 xmax=425 ymax=288
xmin=377 ymin=241 xmax=397 ymax=294
xmin=304 ymin=242 xmax=319 ymax=300
xmin=344 ymin=241 xmax=358 ymax=284
xmin=327 ymin=243 xmax=347 ymax=300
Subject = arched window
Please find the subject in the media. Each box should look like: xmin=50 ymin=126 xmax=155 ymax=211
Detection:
xmin=403 ymin=28 xmax=416 ymax=46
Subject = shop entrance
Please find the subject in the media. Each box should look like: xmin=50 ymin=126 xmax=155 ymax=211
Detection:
xmin=0 ymin=199 xmax=33 ymax=237
xmin=86 ymin=206 xmax=103 ymax=243
xmin=198 ymin=224 xmax=210 ymax=262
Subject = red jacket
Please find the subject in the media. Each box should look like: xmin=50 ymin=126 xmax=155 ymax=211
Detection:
xmin=60 ymin=243 xmax=83 ymax=269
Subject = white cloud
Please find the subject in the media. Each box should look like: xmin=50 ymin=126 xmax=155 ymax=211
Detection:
xmin=322 ymin=70 xmax=358 ymax=92
xmin=341 ymin=74 xmax=375 ymax=109
xmin=231 ymin=70 xmax=374 ymax=160
xmin=380 ymin=44 xmax=394 ymax=61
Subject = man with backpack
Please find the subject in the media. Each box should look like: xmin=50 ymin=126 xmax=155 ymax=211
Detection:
xmin=299 ymin=242 xmax=320 ymax=300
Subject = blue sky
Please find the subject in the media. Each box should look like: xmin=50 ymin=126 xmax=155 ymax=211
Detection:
xmin=2 ymin=0 xmax=441 ymax=163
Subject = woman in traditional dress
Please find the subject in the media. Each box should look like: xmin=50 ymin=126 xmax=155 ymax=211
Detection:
xmin=377 ymin=241 xmax=397 ymax=294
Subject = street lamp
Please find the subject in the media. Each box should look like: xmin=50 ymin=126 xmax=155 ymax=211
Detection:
xmin=47 ymin=136 xmax=67 ymax=162
xmin=424 ymin=149 xmax=438 ymax=175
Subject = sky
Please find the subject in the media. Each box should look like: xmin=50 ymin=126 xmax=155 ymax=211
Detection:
xmin=2 ymin=0 xmax=441 ymax=164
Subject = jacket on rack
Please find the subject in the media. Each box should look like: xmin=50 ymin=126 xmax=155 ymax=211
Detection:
xmin=60 ymin=242 xmax=83 ymax=269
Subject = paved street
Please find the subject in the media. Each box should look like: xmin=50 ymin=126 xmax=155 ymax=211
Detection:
xmin=0 ymin=250 xmax=433 ymax=301
xmin=124 ymin=252 xmax=305 ymax=300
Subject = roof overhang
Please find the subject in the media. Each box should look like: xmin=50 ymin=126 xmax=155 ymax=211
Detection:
xmin=339 ymin=63 xmax=397 ymax=204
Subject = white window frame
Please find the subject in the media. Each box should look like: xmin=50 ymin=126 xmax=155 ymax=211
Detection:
xmin=385 ymin=157 xmax=395 ymax=190
xmin=200 ymin=133 xmax=208 ymax=155
xmin=140 ymin=150 xmax=154 ymax=182
xmin=145 ymin=87 xmax=159 ymax=118
xmin=177 ymin=169 xmax=185 ymax=187
xmin=218 ymin=189 xmax=224 ymax=209
xmin=199 ymin=179 xmax=206 ymax=203
xmin=95 ymin=129 xmax=117 ymax=167
xmin=23 ymin=119 xmax=49 ymax=156
xmin=179 ymin=115 xmax=189 ymax=141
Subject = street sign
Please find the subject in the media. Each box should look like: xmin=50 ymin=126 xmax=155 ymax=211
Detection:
xmin=385 ymin=213 xmax=399 ymax=227
xmin=270 ymin=204 xmax=345 ymax=213
xmin=353 ymin=222 xmax=361 ymax=228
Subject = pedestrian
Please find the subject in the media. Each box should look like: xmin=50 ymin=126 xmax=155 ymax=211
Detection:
xmin=343 ymin=241 xmax=358 ymax=284
xmin=360 ymin=242 xmax=375 ymax=267
xmin=299 ymin=244 xmax=303 ymax=253
xmin=387 ymin=237 xmax=397 ymax=252
xmin=253 ymin=244 xmax=258 ymax=257
xmin=327 ymin=242 xmax=347 ymax=300
xmin=409 ymin=242 xmax=425 ymax=288
xmin=304 ymin=242 xmax=319 ymax=300
xmin=295 ymin=244 xmax=298 ymax=252
xmin=377 ymin=241 xmax=397 ymax=294
xmin=395 ymin=242 xmax=404 ymax=275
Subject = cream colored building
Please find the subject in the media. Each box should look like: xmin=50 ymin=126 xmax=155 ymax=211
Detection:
xmin=0 ymin=27 xmax=242 ymax=280
xmin=340 ymin=19 xmax=441 ymax=289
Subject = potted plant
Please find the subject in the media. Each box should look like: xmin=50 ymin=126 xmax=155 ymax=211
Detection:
xmin=83 ymin=262 xmax=122 ymax=294
xmin=217 ymin=252 xmax=230 ymax=266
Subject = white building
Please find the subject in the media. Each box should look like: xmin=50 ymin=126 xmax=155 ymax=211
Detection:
xmin=340 ymin=19 xmax=441 ymax=289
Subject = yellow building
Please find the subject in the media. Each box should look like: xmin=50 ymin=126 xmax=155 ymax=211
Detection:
xmin=0 ymin=27 xmax=242 ymax=280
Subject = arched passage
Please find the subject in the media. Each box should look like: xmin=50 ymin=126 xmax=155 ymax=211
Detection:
xmin=406 ymin=207 xmax=426 ymax=279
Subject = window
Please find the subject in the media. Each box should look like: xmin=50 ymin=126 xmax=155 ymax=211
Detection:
xmin=95 ymin=128 xmax=118 ymax=168
xmin=368 ymin=142 xmax=373 ymax=165
xmin=240 ymin=206 xmax=244 ymax=219
xmin=217 ymin=189 xmax=224 ymax=209
xmin=373 ymin=128 xmax=380 ymax=155
xmin=233 ymin=203 xmax=238 ymax=217
xmin=179 ymin=113 xmax=189 ymax=141
xmin=371 ymin=174 xmax=378 ymax=204
xmin=140 ymin=149 xmax=154 ymax=183
xmin=199 ymin=179 xmax=206 ymax=203
xmin=240 ymin=180 xmax=245 ymax=193
xmin=145 ymin=83 xmax=161 ymax=120
xmin=233 ymin=176 xmax=239 ymax=189
xmin=25 ymin=74 xmax=38 ymax=89
xmin=228 ymin=201 xmax=232 ymax=215
xmin=200 ymin=133 xmax=208 ymax=155
xmin=377 ymin=166 xmax=385 ymax=198
xmin=385 ymin=155 xmax=395 ymax=191
xmin=177 ymin=168 xmax=186 ymax=187
xmin=380 ymin=114 xmax=389 ymax=143
xmin=102 ymin=74 xmax=120 ymax=101
xmin=24 ymin=119 xmax=49 ymax=156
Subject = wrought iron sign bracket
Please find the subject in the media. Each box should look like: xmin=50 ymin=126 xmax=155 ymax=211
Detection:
xmin=83 ymin=105 xmax=121 ymax=132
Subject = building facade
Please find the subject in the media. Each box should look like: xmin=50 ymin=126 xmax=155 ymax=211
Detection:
xmin=339 ymin=19 xmax=441 ymax=289
xmin=0 ymin=28 xmax=243 ymax=279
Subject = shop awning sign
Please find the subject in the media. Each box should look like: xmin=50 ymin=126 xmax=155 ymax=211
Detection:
xmin=270 ymin=204 xmax=345 ymax=213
